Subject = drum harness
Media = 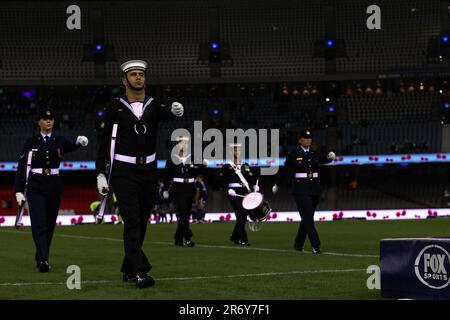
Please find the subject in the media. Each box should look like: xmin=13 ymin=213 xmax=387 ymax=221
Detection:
xmin=229 ymin=161 xmax=251 ymax=193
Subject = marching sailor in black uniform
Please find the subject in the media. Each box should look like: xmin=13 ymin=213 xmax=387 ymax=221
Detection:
xmin=221 ymin=143 xmax=259 ymax=246
xmin=162 ymin=136 xmax=206 ymax=247
xmin=95 ymin=60 xmax=184 ymax=288
xmin=272 ymin=130 xmax=335 ymax=253
xmin=14 ymin=109 xmax=88 ymax=272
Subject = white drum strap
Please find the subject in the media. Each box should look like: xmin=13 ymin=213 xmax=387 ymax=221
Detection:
xmin=232 ymin=163 xmax=251 ymax=192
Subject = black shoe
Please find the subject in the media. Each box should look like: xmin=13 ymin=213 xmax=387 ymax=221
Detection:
xmin=123 ymin=274 xmax=137 ymax=283
xmin=38 ymin=261 xmax=50 ymax=273
xmin=175 ymin=239 xmax=183 ymax=247
xmin=230 ymin=236 xmax=239 ymax=244
xmin=238 ymin=240 xmax=250 ymax=246
xmin=294 ymin=244 xmax=304 ymax=251
xmin=185 ymin=240 xmax=195 ymax=247
xmin=136 ymin=273 xmax=155 ymax=289
xmin=312 ymin=247 xmax=321 ymax=254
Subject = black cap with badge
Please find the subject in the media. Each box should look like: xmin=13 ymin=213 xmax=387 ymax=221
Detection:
xmin=298 ymin=129 xmax=313 ymax=139
xmin=37 ymin=109 xmax=55 ymax=121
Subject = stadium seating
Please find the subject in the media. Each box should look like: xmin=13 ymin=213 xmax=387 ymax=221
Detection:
xmin=0 ymin=1 xmax=441 ymax=81
xmin=335 ymin=0 xmax=439 ymax=73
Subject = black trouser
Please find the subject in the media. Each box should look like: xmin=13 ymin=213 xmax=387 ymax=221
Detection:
xmin=27 ymin=189 xmax=60 ymax=263
xmin=294 ymin=194 xmax=320 ymax=249
xmin=111 ymin=175 xmax=156 ymax=276
xmin=173 ymin=187 xmax=195 ymax=242
xmin=228 ymin=195 xmax=248 ymax=243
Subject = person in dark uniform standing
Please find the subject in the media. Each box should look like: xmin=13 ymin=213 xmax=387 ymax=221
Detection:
xmin=193 ymin=173 xmax=208 ymax=223
xmin=96 ymin=60 xmax=184 ymax=288
xmin=162 ymin=136 xmax=206 ymax=247
xmin=221 ymin=143 xmax=259 ymax=246
xmin=14 ymin=109 xmax=88 ymax=272
xmin=272 ymin=130 xmax=335 ymax=253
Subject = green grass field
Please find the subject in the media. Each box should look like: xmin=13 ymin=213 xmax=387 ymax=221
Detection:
xmin=1 ymin=218 xmax=449 ymax=300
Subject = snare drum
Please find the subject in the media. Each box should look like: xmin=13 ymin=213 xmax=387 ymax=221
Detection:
xmin=242 ymin=192 xmax=272 ymax=222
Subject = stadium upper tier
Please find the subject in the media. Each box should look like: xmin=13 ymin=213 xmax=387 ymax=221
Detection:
xmin=0 ymin=0 xmax=442 ymax=83
xmin=0 ymin=85 xmax=443 ymax=161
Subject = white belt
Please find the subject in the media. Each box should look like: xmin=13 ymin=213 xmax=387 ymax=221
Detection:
xmin=31 ymin=168 xmax=60 ymax=175
xmin=114 ymin=153 xmax=156 ymax=165
xmin=228 ymin=183 xmax=243 ymax=188
xmin=295 ymin=172 xmax=318 ymax=178
xmin=173 ymin=177 xmax=195 ymax=183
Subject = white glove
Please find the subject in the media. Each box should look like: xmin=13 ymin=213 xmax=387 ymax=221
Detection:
xmin=76 ymin=136 xmax=89 ymax=147
xmin=327 ymin=151 xmax=336 ymax=160
xmin=163 ymin=191 xmax=169 ymax=200
xmin=272 ymin=184 xmax=278 ymax=194
xmin=228 ymin=189 xmax=237 ymax=197
xmin=171 ymin=102 xmax=184 ymax=117
xmin=15 ymin=192 xmax=26 ymax=206
xmin=96 ymin=173 xmax=109 ymax=196
xmin=253 ymin=185 xmax=260 ymax=192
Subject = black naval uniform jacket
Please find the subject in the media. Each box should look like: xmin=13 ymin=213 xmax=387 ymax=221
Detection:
xmin=277 ymin=147 xmax=332 ymax=196
xmin=96 ymin=95 xmax=177 ymax=179
xmin=221 ymin=162 xmax=257 ymax=198
xmin=14 ymin=134 xmax=80 ymax=195
xmin=163 ymin=156 xmax=206 ymax=196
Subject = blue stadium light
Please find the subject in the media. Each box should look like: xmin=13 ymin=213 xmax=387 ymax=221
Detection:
xmin=327 ymin=105 xmax=336 ymax=113
xmin=325 ymin=40 xmax=335 ymax=47
xmin=443 ymin=102 xmax=450 ymax=110
xmin=96 ymin=111 xmax=104 ymax=117
xmin=22 ymin=89 xmax=36 ymax=100
xmin=441 ymin=36 xmax=449 ymax=43
xmin=22 ymin=91 xmax=32 ymax=99
xmin=94 ymin=44 xmax=104 ymax=52
xmin=210 ymin=42 xmax=220 ymax=50
xmin=212 ymin=108 xmax=221 ymax=116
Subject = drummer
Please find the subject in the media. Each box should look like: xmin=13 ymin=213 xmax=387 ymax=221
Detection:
xmin=221 ymin=143 xmax=259 ymax=246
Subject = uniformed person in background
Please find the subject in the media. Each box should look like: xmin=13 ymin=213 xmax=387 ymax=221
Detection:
xmin=14 ymin=109 xmax=88 ymax=272
xmin=162 ymin=136 xmax=206 ymax=247
xmin=221 ymin=143 xmax=259 ymax=246
xmin=96 ymin=60 xmax=184 ymax=288
xmin=193 ymin=174 xmax=208 ymax=224
xmin=155 ymin=180 xmax=166 ymax=223
xmin=272 ymin=130 xmax=335 ymax=253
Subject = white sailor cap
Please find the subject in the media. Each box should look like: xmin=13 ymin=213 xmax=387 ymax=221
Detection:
xmin=120 ymin=60 xmax=148 ymax=73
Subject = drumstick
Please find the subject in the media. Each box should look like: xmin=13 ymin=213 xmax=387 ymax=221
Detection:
xmin=235 ymin=194 xmax=245 ymax=198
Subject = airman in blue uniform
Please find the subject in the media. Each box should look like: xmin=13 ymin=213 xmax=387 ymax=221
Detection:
xmin=14 ymin=109 xmax=88 ymax=272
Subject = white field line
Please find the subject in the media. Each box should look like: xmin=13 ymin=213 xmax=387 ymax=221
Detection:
xmin=1 ymin=230 xmax=378 ymax=258
xmin=0 ymin=268 xmax=367 ymax=287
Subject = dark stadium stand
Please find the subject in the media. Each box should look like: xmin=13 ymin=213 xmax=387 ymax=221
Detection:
xmin=336 ymin=0 xmax=439 ymax=73
xmin=0 ymin=0 xmax=442 ymax=83
xmin=0 ymin=0 xmax=449 ymax=215
xmin=0 ymin=84 xmax=444 ymax=161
